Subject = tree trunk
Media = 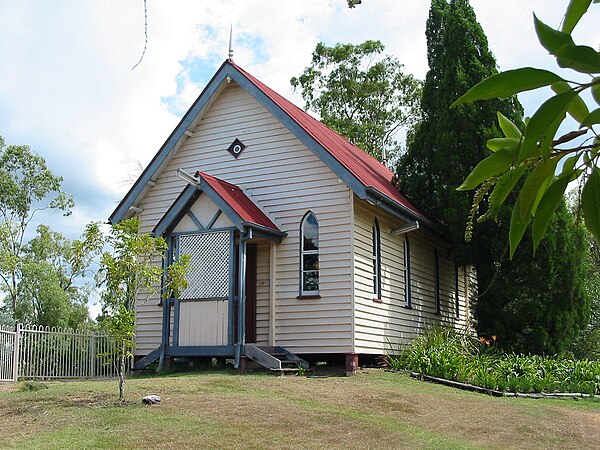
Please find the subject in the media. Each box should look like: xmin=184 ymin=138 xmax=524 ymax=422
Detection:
xmin=118 ymin=342 xmax=125 ymax=402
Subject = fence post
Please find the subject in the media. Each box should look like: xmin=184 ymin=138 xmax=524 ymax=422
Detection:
xmin=90 ymin=332 xmax=96 ymax=378
xmin=12 ymin=323 xmax=20 ymax=382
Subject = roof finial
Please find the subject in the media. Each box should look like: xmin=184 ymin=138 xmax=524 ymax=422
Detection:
xmin=228 ymin=24 xmax=233 ymax=60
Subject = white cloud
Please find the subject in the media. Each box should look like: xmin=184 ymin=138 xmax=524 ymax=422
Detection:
xmin=0 ymin=0 xmax=596 ymax=237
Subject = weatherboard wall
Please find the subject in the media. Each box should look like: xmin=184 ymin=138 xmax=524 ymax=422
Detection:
xmin=133 ymin=81 xmax=353 ymax=355
xmin=352 ymin=198 xmax=471 ymax=354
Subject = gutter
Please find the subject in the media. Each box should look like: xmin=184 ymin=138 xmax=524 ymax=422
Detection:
xmin=364 ymin=187 xmax=446 ymax=239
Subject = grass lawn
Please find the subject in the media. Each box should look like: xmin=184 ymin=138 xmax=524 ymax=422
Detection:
xmin=0 ymin=369 xmax=599 ymax=449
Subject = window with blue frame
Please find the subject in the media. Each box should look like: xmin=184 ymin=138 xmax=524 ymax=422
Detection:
xmin=404 ymin=235 xmax=412 ymax=307
xmin=372 ymin=219 xmax=381 ymax=300
xmin=300 ymin=212 xmax=319 ymax=294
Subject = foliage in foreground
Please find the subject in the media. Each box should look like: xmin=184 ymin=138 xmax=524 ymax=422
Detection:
xmin=96 ymin=217 xmax=190 ymax=401
xmin=395 ymin=0 xmax=590 ymax=355
xmin=389 ymin=326 xmax=600 ymax=395
xmin=453 ymin=0 xmax=600 ymax=255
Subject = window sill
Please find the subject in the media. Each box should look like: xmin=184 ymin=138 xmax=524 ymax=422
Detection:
xmin=296 ymin=294 xmax=321 ymax=300
xmin=372 ymin=297 xmax=383 ymax=303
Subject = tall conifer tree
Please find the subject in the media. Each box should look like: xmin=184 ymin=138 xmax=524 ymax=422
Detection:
xmin=396 ymin=0 xmax=589 ymax=353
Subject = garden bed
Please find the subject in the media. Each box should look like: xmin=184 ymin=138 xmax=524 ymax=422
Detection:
xmin=411 ymin=372 xmax=593 ymax=399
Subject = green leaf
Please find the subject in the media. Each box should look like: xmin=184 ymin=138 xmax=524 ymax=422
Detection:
xmin=551 ymin=82 xmax=590 ymax=123
xmin=532 ymin=174 xmax=572 ymax=252
xmin=582 ymin=168 xmax=600 ymax=244
xmin=457 ymin=148 xmax=516 ymax=191
xmin=510 ymin=195 xmax=531 ymax=259
xmin=519 ymin=157 xmax=560 ymax=221
xmin=534 ymin=14 xmax=575 ymax=54
xmin=555 ymin=44 xmax=600 ymax=73
xmin=559 ymin=154 xmax=579 ymax=177
xmin=451 ymin=68 xmax=565 ymax=107
xmin=519 ymin=91 xmax=577 ymax=161
xmin=581 ymin=108 xmax=600 ymax=127
xmin=489 ymin=165 xmax=527 ymax=216
xmin=592 ymin=80 xmax=600 ymax=105
xmin=487 ymin=137 xmax=520 ymax=151
xmin=562 ymin=0 xmax=593 ymax=33
xmin=497 ymin=112 xmax=522 ymax=139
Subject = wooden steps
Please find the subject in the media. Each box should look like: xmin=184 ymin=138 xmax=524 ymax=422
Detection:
xmin=245 ymin=345 xmax=309 ymax=373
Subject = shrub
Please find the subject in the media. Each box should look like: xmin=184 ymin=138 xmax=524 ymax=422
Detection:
xmin=389 ymin=326 xmax=600 ymax=395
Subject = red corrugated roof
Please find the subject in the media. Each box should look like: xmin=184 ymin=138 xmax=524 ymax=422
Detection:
xmin=230 ymin=61 xmax=425 ymax=219
xmin=196 ymin=171 xmax=281 ymax=232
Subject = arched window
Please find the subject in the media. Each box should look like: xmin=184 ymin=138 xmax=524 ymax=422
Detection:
xmin=404 ymin=235 xmax=411 ymax=307
xmin=372 ymin=219 xmax=381 ymax=300
xmin=300 ymin=212 xmax=319 ymax=295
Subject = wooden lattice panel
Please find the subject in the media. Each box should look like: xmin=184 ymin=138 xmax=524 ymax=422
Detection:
xmin=179 ymin=231 xmax=230 ymax=300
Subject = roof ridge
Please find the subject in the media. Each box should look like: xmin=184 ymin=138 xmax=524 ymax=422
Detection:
xmin=228 ymin=60 xmax=426 ymax=219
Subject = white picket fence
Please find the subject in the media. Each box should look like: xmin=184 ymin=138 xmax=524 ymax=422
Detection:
xmin=0 ymin=323 xmax=122 ymax=382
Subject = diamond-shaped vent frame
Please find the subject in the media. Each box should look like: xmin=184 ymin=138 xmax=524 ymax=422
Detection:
xmin=227 ymin=138 xmax=245 ymax=159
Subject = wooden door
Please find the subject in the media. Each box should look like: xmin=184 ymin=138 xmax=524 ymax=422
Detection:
xmin=234 ymin=243 xmax=258 ymax=343
xmin=245 ymin=244 xmax=258 ymax=343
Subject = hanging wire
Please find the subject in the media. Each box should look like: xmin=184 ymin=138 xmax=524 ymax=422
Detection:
xmin=131 ymin=0 xmax=148 ymax=70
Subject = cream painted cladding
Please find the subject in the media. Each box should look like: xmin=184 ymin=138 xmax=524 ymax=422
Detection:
xmin=353 ymin=197 xmax=471 ymax=354
xmin=133 ymin=81 xmax=354 ymax=355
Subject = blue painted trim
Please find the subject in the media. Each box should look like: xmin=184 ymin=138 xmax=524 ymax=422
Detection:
xmin=299 ymin=211 xmax=319 ymax=296
xmin=227 ymin=229 xmax=235 ymax=345
xmin=373 ymin=219 xmax=382 ymax=299
xmin=170 ymin=227 xmax=236 ymax=237
xmin=133 ymin=347 xmax=161 ymax=370
xmin=177 ymin=297 xmax=228 ymax=302
xmin=165 ymin=345 xmax=236 ymax=357
xmin=226 ymin=66 xmax=368 ymax=200
xmin=238 ymin=235 xmax=247 ymax=346
xmin=153 ymin=185 xmax=200 ymax=236
xmin=365 ymin=188 xmax=446 ymax=239
xmin=207 ymin=209 xmax=222 ymax=229
xmin=245 ymin=223 xmax=286 ymax=243
xmin=173 ymin=299 xmax=180 ymax=346
xmin=404 ymin=235 xmax=412 ymax=308
xmin=198 ymin=178 xmax=245 ymax=232
xmin=186 ymin=211 xmax=205 ymax=230
xmin=109 ymin=61 xmax=230 ymax=224
xmin=161 ymin=297 xmax=172 ymax=348
xmin=234 ymin=342 xmax=242 ymax=368
xmin=111 ymin=60 xmax=427 ymax=240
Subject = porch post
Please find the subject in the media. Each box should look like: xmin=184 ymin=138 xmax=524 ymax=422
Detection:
xmin=158 ymin=297 xmax=171 ymax=371
xmin=235 ymin=232 xmax=248 ymax=368
xmin=268 ymin=242 xmax=277 ymax=347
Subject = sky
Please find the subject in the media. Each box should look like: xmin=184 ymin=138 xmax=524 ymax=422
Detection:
xmin=0 ymin=1 xmax=597 ymax=298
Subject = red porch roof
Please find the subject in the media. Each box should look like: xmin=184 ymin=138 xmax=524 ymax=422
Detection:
xmin=195 ymin=171 xmax=281 ymax=233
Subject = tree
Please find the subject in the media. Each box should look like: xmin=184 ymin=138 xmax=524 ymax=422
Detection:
xmin=476 ymin=202 xmax=589 ymax=354
xmin=0 ymin=136 xmax=74 ymax=312
xmin=453 ymin=0 xmax=600 ymax=257
xmin=395 ymin=0 xmax=589 ymax=354
xmin=96 ymin=218 xmax=189 ymax=401
xmin=396 ymin=0 xmax=523 ymax=265
xmin=291 ymin=40 xmax=422 ymax=162
xmin=14 ymin=223 xmax=103 ymax=328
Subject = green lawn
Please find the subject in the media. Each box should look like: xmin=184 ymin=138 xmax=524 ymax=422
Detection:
xmin=0 ymin=369 xmax=599 ymax=449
